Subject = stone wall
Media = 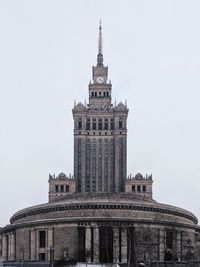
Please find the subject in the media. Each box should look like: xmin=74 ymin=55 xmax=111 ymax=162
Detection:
xmin=54 ymin=225 xmax=78 ymax=261
xmin=1 ymin=221 xmax=200 ymax=263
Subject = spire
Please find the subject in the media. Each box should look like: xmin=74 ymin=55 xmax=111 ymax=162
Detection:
xmin=97 ymin=20 xmax=103 ymax=66
xmin=98 ymin=20 xmax=102 ymax=54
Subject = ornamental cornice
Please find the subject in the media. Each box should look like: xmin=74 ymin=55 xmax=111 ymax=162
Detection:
xmin=10 ymin=199 xmax=198 ymax=225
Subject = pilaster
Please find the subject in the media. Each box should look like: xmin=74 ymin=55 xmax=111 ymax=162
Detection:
xmin=176 ymin=231 xmax=182 ymax=261
xmin=85 ymin=226 xmax=92 ymax=262
xmin=159 ymin=228 xmax=165 ymax=261
xmin=93 ymin=226 xmax=99 ymax=263
xmin=47 ymin=228 xmax=54 ymax=261
xmin=30 ymin=229 xmax=36 ymax=261
xmin=113 ymin=227 xmax=120 ymax=263
xmin=121 ymin=228 xmax=127 ymax=263
xmin=10 ymin=233 xmax=15 ymax=261
xmin=2 ymin=235 xmax=8 ymax=261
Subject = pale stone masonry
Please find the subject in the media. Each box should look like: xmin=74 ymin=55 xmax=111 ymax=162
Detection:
xmin=73 ymin=23 xmax=128 ymax=193
xmin=1 ymin=23 xmax=200 ymax=265
xmin=48 ymin=172 xmax=153 ymax=202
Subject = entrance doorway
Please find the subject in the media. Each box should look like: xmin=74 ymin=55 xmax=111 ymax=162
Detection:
xmin=99 ymin=226 xmax=113 ymax=263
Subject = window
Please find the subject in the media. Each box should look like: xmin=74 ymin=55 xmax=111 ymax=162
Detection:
xmin=132 ymin=185 xmax=135 ymax=193
xmin=91 ymin=92 xmax=94 ymax=97
xmin=110 ymin=119 xmax=114 ymax=130
xmin=105 ymin=119 xmax=108 ymax=130
xmin=39 ymin=253 xmax=46 ymax=261
xmin=107 ymin=92 xmax=109 ymax=97
xmin=78 ymin=118 xmax=82 ymax=130
xmin=166 ymin=230 xmax=173 ymax=249
xmin=95 ymin=92 xmax=97 ymax=97
xmin=98 ymin=119 xmax=102 ymax=130
xmin=39 ymin=231 xmax=46 ymax=248
xmin=137 ymin=185 xmax=141 ymax=192
xmin=66 ymin=185 xmax=69 ymax=193
xmin=143 ymin=185 xmax=146 ymax=192
xmin=119 ymin=118 xmax=123 ymax=129
xmin=87 ymin=119 xmax=90 ymax=130
xmin=55 ymin=185 xmax=59 ymax=193
xmin=93 ymin=119 xmax=96 ymax=130
xmin=99 ymin=92 xmax=102 ymax=96
xmin=60 ymin=185 xmax=64 ymax=192
xmin=103 ymin=92 xmax=106 ymax=97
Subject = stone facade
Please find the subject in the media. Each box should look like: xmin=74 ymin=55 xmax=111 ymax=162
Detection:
xmin=126 ymin=173 xmax=153 ymax=200
xmin=1 ymin=23 xmax=200 ymax=265
xmin=1 ymin=193 xmax=200 ymax=263
xmin=48 ymin=173 xmax=75 ymax=202
xmin=73 ymin=23 xmax=128 ymax=194
xmin=49 ymin=172 xmax=153 ymax=202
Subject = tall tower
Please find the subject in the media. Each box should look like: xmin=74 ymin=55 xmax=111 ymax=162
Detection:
xmin=73 ymin=23 xmax=128 ymax=193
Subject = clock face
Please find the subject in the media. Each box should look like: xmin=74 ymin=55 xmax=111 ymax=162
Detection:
xmin=96 ymin=76 xmax=104 ymax=84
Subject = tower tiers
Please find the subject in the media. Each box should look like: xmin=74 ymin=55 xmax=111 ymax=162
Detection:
xmin=72 ymin=23 xmax=129 ymax=193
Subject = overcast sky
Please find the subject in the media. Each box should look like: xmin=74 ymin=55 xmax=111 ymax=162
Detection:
xmin=0 ymin=0 xmax=200 ymax=226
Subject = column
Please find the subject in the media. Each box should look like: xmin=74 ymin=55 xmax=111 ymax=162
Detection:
xmin=93 ymin=226 xmax=99 ymax=263
xmin=10 ymin=233 xmax=16 ymax=261
xmin=113 ymin=227 xmax=120 ymax=263
xmin=47 ymin=228 xmax=54 ymax=261
xmin=30 ymin=229 xmax=36 ymax=260
xmin=85 ymin=226 xmax=92 ymax=262
xmin=8 ymin=234 xmax=11 ymax=261
xmin=176 ymin=232 xmax=182 ymax=261
xmin=2 ymin=235 xmax=8 ymax=261
xmin=159 ymin=228 xmax=165 ymax=261
xmin=121 ymin=228 xmax=127 ymax=263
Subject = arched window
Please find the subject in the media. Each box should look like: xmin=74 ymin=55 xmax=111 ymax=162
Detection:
xmin=91 ymin=92 xmax=94 ymax=97
xmin=78 ymin=118 xmax=82 ymax=130
xmin=95 ymin=92 xmax=97 ymax=97
xmin=119 ymin=118 xmax=122 ymax=129
xmin=103 ymin=92 xmax=106 ymax=97
xmin=107 ymin=92 xmax=109 ymax=97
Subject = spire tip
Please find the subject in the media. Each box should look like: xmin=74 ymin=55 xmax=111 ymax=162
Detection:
xmin=97 ymin=20 xmax=103 ymax=65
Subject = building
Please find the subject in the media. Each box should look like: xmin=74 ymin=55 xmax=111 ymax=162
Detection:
xmin=73 ymin=22 xmax=128 ymax=193
xmin=0 ymin=23 xmax=200 ymax=265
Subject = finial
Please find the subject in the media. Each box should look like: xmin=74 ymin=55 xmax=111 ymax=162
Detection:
xmin=125 ymin=99 xmax=127 ymax=107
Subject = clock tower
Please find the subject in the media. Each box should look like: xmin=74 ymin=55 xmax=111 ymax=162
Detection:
xmin=73 ymin=22 xmax=128 ymax=193
xmin=89 ymin=22 xmax=111 ymax=108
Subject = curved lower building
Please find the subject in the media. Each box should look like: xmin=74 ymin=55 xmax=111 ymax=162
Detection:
xmin=1 ymin=192 xmax=200 ymax=263
xmin=1 ymin=23 xmax=200 ymax=265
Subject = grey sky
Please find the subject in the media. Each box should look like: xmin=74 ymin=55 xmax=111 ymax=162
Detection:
xmin=0 ymin=0 xmax=200 ymax=226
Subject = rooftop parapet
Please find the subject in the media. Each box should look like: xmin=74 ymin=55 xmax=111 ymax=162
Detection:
xmin=49 ymin=172 xmax=75 ymax=180
xmin=127 ymin=172 xmax=153 ymax=180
